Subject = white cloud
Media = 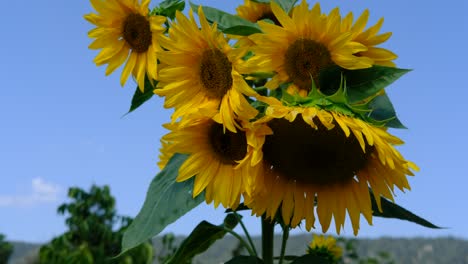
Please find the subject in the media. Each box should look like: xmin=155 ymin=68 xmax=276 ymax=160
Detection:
xmin=0 ymin=177 xmax=62 ymax=207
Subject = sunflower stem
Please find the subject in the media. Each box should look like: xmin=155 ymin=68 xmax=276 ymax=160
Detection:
xmin=224 ymin=228 xmax=256 ymax=257
xmin=234 ymin=212 xmax=258 ymax=257
xmin=261 ymin=216 xmax=275 ymax=264
xmin=278 ymin=225 xmax=289 ymax=264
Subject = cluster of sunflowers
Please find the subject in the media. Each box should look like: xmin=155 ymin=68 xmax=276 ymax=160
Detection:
xmin=85 ymin=0 xmax=424 ymax=261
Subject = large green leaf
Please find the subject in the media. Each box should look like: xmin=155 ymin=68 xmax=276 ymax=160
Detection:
xmin=346 ymin=66 xmax=410 ymax=103
xmin=223 ymin=25 xmax=263 ymax=36
xmin=166 ymin=214 xmax=240 ymax=264
xmin=152 ymin=0 xmax=185 ymax=19
xmin=371 ymin=192 xmax=441 ymax=229
xmin=319 ymin=65 xmax=410 ymax=103
xmin=126 ymin=78 xmax=156 ymax=114
xmin=367 ymin=92 xmax=406 ymax=128
xmin=121 ymin=154 xmax=205 ymax=253
xmin=274 ymin=0 xmax=299 ymax=13
xmin=225 ymin=256 xmax=264 ymax=264
xmin=190 ymin=3 xmax=262 ymax=35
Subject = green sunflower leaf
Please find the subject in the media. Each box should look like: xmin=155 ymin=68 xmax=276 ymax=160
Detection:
xmin=367 ymin=93 xmax=406 ymax=128
xmin=166 ymin=214 xmax=240 ymax=264
xmin=121 ymin=154 xmax=205 ymax=253
xmin=290 ymin=254 xmax=332 ymax=264
xmin=318 ymin=65 xmax=411 ymax=103
xmin=223 ymin=25 xmax=263 ymax=36
xmin=152 ymin=0 xmax=185 ymax=19
xmin=126 ymin=78 xmax=156 ymax=115
xmin=274 ymin=0 xmax=299 ymax=13
xmin=225 ymin=256 xmax=265 ymax=264
xmin=189 ymin=3 xmax=262 ymax=35
xmin=250 ymin=0 xmax=270 ymax=3
xmin=370 ymin=192 xmax=442 ymax=229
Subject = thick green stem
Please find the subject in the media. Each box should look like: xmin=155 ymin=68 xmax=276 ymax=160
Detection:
xmin=234 ymin=212 xmax=258 ymax=257
xmin=261 ymin=216 xmax=275 ymax=264
xmin=278 ymin=226 xmax=289 ymax=264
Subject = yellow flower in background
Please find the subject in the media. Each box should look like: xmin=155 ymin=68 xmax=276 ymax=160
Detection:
xmin=341 ymin=10 xmax=397 ymax=67
xmin=155 ymin=7 xmax=258 ymax=132
xmin=236 ymin=0 xmax=279 ymax=24
xmin=308 ymin=234 xmax=343 ymax=262
xmin=159 ymin=114 xmax=263 ymax=209
xmin=242 ymin=0 xmax=373 ymax=95
xmin=244 ymin=100 xmax=418 ymax=235
xmin=84 ymin=0 xmax=166 ymax=91
xmin=233 ymin=0 xmax=280 ymax=48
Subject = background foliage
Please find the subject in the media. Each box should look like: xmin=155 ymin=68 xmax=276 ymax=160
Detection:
xmin=0 ymin=234 xmax=14 ymax=264
xmin=38 ymin=185 xmax=153 ymax=264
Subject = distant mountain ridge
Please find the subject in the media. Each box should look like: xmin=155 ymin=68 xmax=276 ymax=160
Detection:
xmin=9 ymin=235 xmax=468 ymax=264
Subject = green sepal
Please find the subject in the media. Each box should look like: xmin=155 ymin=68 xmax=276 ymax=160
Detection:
xmin=165 ymin=214 xmax=240 ymax=264
xmin=319 ymin=65 xmax=411 ymax=103
xmin=151 ymin=0 xmax=185 ymax=19
xmin=281 ymin=77 xmax=372 ymax=121
xmin=121 ymin=154 xmax=205 ymax=254
xmin=126 ymin=77 xmax=157 ymax=115
xmin=225 ymin=256 xmax=265 ymax=264
xmin=370 ymin=191 xmax=441 ymax=229
xmin=278 ymin=75 xmax=406 ymax=128
xmin=273 ymin=0 xmax=299 ymax=13
xmin=189 ymin=3 xmax=262 ymax=35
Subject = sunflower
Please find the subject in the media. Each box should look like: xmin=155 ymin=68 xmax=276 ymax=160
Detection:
xmin=84 ymin=0 xmax=166 ymax=91
xmin=236 ymin=0 xmax=279 ymax=24
xmin=233 ymin=0 xmax=280 ymax=49
xmin=307 ymin=234 xmax=343 ymax=262
xmin=241 ymin=0 xmax=373 ymax=95
xmin=160 ymin=114 xmax=264 ymax=209
xmin=154 ymin=7 xmax=258 ymax=132
xmin=157 ymin=123 xmax=178 ymax=170
xmin=244 ymin=101 xmax=418 ymax=235
xmin=341 ymin=10 xmax=397 ymax=67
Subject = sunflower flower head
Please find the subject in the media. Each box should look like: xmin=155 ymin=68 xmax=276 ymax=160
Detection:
xmin=241 ymin=0 xmax=373 ymax=95
xmin=160 ymin=112 xmax=263 ymax=209
xmin=244 ymin=99 xmax=418 ymax=235
xmin=236 ymin=0 xmax=279 ymax=24
xmin=307 ymin=234 xmax=343 ymax=263
xmin=155 ymin=7 xmax=258 ymax=132
xmin=84 ymin=0 xmax=166 ymax=91
xmin=341 ymin=9 xmax=397 ymax=67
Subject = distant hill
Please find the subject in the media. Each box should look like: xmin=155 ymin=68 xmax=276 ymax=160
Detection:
xmin=9 ymin=235 xmax=468 ymax=264
xmin=8 ymin=241 xmax=40 ymax=264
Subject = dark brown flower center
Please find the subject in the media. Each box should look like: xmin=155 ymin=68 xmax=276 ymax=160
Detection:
xmin=262 ymin=117 xmax=373 ymax=186
xmin=209 ymin=122 xmax=247 ymax=165
xmin=284 ymin=39 xmax=333 ymax=92
xmin=122 ymin=14 xmax=152 ymax=53
xmin=199 ymin=49 xmax=233 ymax=99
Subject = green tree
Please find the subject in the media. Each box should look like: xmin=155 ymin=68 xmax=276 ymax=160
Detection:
xmin=0 ymin=234 xmax=14 ymax=264
xmin=39 ymin=185 xmax=153 ymax=264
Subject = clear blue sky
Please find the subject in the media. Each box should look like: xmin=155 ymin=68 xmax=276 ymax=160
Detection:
xmin=0 ymin=0 xmax=467 ymax=243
